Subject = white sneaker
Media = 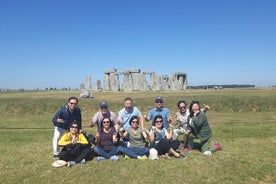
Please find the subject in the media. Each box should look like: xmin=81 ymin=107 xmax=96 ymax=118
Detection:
xmin=203 ymin=151 xmax=212 ymax=156
xmin=80 ymin=159 xmax=86 ymax=164
xmin=109 ymin=155 xmax=119 ymax=161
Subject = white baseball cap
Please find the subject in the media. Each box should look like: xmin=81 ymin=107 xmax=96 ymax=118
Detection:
xmin=149 ymin=148 xmax=159 ymax=160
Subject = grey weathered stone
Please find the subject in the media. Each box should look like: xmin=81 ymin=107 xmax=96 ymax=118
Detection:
xmin=80 ymin=83 xmax=85 ymax=90
xmin=171 ymin=72 xmax=187 ymax=90
xmin=101 ymin=68 xmax=187 ymax=92
xmin=161 ymin=75 xmax=170 ymax=91
xmin=95 ymin=80 xmax=102 ymax=91
xmin=123 ymin=68 xmax=140 ymax=73
xmin=80 ymin=76 xmax=93 ymax=98
xmin=80 ymin=89 xmax=93 ymax=98
xmin=104 ymin=70 xmax=120 ymax=91
xmin=150 ymin=74 xmax=161 ymax=91
xmin=104 ymin=68 xmax=117 ymax=73
xmin=86 ymin=76 xmax=92 ymax=90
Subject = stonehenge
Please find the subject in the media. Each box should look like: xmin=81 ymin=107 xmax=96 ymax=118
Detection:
xmin=81 ymin=68 xmax=187 ymax=92
xmin=102 ymin=68 xmax=187 ymax=92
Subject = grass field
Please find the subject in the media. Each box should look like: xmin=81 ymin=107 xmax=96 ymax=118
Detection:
xmin=0 ymin=88 xmax=275 ymax=183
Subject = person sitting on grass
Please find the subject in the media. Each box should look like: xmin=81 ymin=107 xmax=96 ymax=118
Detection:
xmin=172 ymin=100 xmax=210 ymax=152
xmin=119 ymin=116 xmax=149 ymax=160
xmin=58 ymin=121 xmax=91 ymax=167
xmin=149 ymin=115 xmax=185 ymax=159
xmin=94 ymin=117 xmax=121 ymax=161
xmin=185 ymin=101 xmax=222 ymax=156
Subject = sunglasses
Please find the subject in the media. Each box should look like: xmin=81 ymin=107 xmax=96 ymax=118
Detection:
xmin=155 ymin=101 xmax=163 ymax=103
xmin=179 ymin=106 xmax=186 ymax=109
xmin=71 ymin=126 xmax=78 ymax=129
xmin=103 ymin=121 xmax=110 ymax=124
xmin=155 ymin=120 xmax=163 ymax=123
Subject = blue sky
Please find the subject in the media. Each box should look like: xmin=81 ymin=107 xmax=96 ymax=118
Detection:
xmin=0 ymin=0 xmax=275 ymax=89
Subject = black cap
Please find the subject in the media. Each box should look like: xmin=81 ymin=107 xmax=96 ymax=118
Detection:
xmin=99 ymin=101 xmax=108 ymax=108
xmin=155 ymin=96 xmax=163 ymax=103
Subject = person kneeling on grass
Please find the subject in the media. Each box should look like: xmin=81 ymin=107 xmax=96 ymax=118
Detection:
xmin=149 ymin=115 xmax=185 ymax=159
xmin=185 ymin=101 xmax=222 ymax=156
xmin=93 ymin=117 xmax=121 ymax=161
xmin=58 ymin=121 xmax=91 ymax=167
xmin=119 ymin=116 xmax=149 ymax=160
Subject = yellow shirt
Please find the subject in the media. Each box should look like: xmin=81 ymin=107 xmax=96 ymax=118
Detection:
xmin=58 ymin=132 xmax=88 ymax=146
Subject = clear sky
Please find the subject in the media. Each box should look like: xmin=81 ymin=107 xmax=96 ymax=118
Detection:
xmin=0 ymin=0 xmax=275 ymax=90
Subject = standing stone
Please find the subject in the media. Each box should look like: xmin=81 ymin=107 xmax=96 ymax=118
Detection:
xmin=95 ymin=80 xmax=102 ymax=91
xmin=104 ymin=68 xmax=120 ymax=91
xmin=86 ymin=76 xmax=92 ymax=90
xmin=161 ymin=75 xmax=170 ymax=91
xmin=80 ymin=83 xmax=85 ymax=91
xmin=171 ymin=72 xmax=187 ymax=90
xmin=151 ymin=73 xmax=161 ymax=91
xmin=101 ymin=68 xmax=187 ymax=92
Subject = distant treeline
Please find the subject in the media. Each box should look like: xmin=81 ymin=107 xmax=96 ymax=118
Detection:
xmin=188 ymin=84 xmax=255 ymax=89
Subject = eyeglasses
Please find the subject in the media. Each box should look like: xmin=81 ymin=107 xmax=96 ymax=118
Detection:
xmin=131 ymin=120 xmax=138 ymax=123
xmin=155 ymin=120 xmax=163 ymax=123
xmin=70 ymin=102 xmax=77 ymax=105
xmin=179 ymin=106 xmax=186 ymax=109
xmin=71 ymin=126 xmax=78 ymax=129
xmin=103 ymin=121 xmax=110 ymax=124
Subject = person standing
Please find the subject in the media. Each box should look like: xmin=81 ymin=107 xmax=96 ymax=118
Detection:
xmin=117 ymin=97 xmax=145 ymax=131
xmin=90 ymin=101 xmax=118 ymax=130
xmin=52 ymin=97 xmax=82 ymax=159
xmin=145 ymin=96 xmax=172 ymax=129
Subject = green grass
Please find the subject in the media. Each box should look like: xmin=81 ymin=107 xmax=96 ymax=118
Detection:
xmin=0 ymin=88 xmax=276 ymax=183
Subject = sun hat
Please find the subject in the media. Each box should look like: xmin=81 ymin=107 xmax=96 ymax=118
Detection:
xmin=51 ymin=160 xmax=67 ymax=168
xmin=149 ymin=148 xmax=159 ymax=160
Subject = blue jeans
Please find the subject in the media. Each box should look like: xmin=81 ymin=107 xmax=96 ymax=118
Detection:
xmin=94 ymin=145 xmax=121 ymax=159
xmin=120 ymin=146 xmax=149 ymax=158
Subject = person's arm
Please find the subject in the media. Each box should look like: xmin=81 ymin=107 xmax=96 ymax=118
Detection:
xmin=89 ymin=112 xmax=98 ymax=127
xmin=112 ymin=112 xmax=118 ymax=127
xmin=139 ymin=114 xmax=145 ymax=129
xmin=77 ymin=133 xmax=89 ymax=145
xmin=185 ymin=117 xmax=192 ymax=135
xmin=142 ymin=128 xmax=149 ymax=140
xmin=166 ymin=109 xmax=172 ymax=123
xmin=58 ymin=133 xmax=71 ymax=146
xmin=201 ymin=104 xmax=210 ymax=113
xmin=117 ymin=116 xmax=123 ymax=127
xmin=144 ymin=110 xmax=152 ymax=122
xmin=170 ymin=112 xmax=180 ymax=126
xmin=112 ymin=130 xmax=118 ymax=144
xmin=121 ymin=129 xmax=128 ymax=138
xmin=149 ymin=127 xmax=155 ymax=142
xmin=52 ymin=109 xmax=65 ymax=126
xmin=95 ymin=131 xmax=100 ymax=144
xmin=166 ymin=125 xmax=173 ymax=140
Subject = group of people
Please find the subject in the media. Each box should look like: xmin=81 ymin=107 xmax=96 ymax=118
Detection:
xmin=51 ymin=96 xmax=222 ymax=167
